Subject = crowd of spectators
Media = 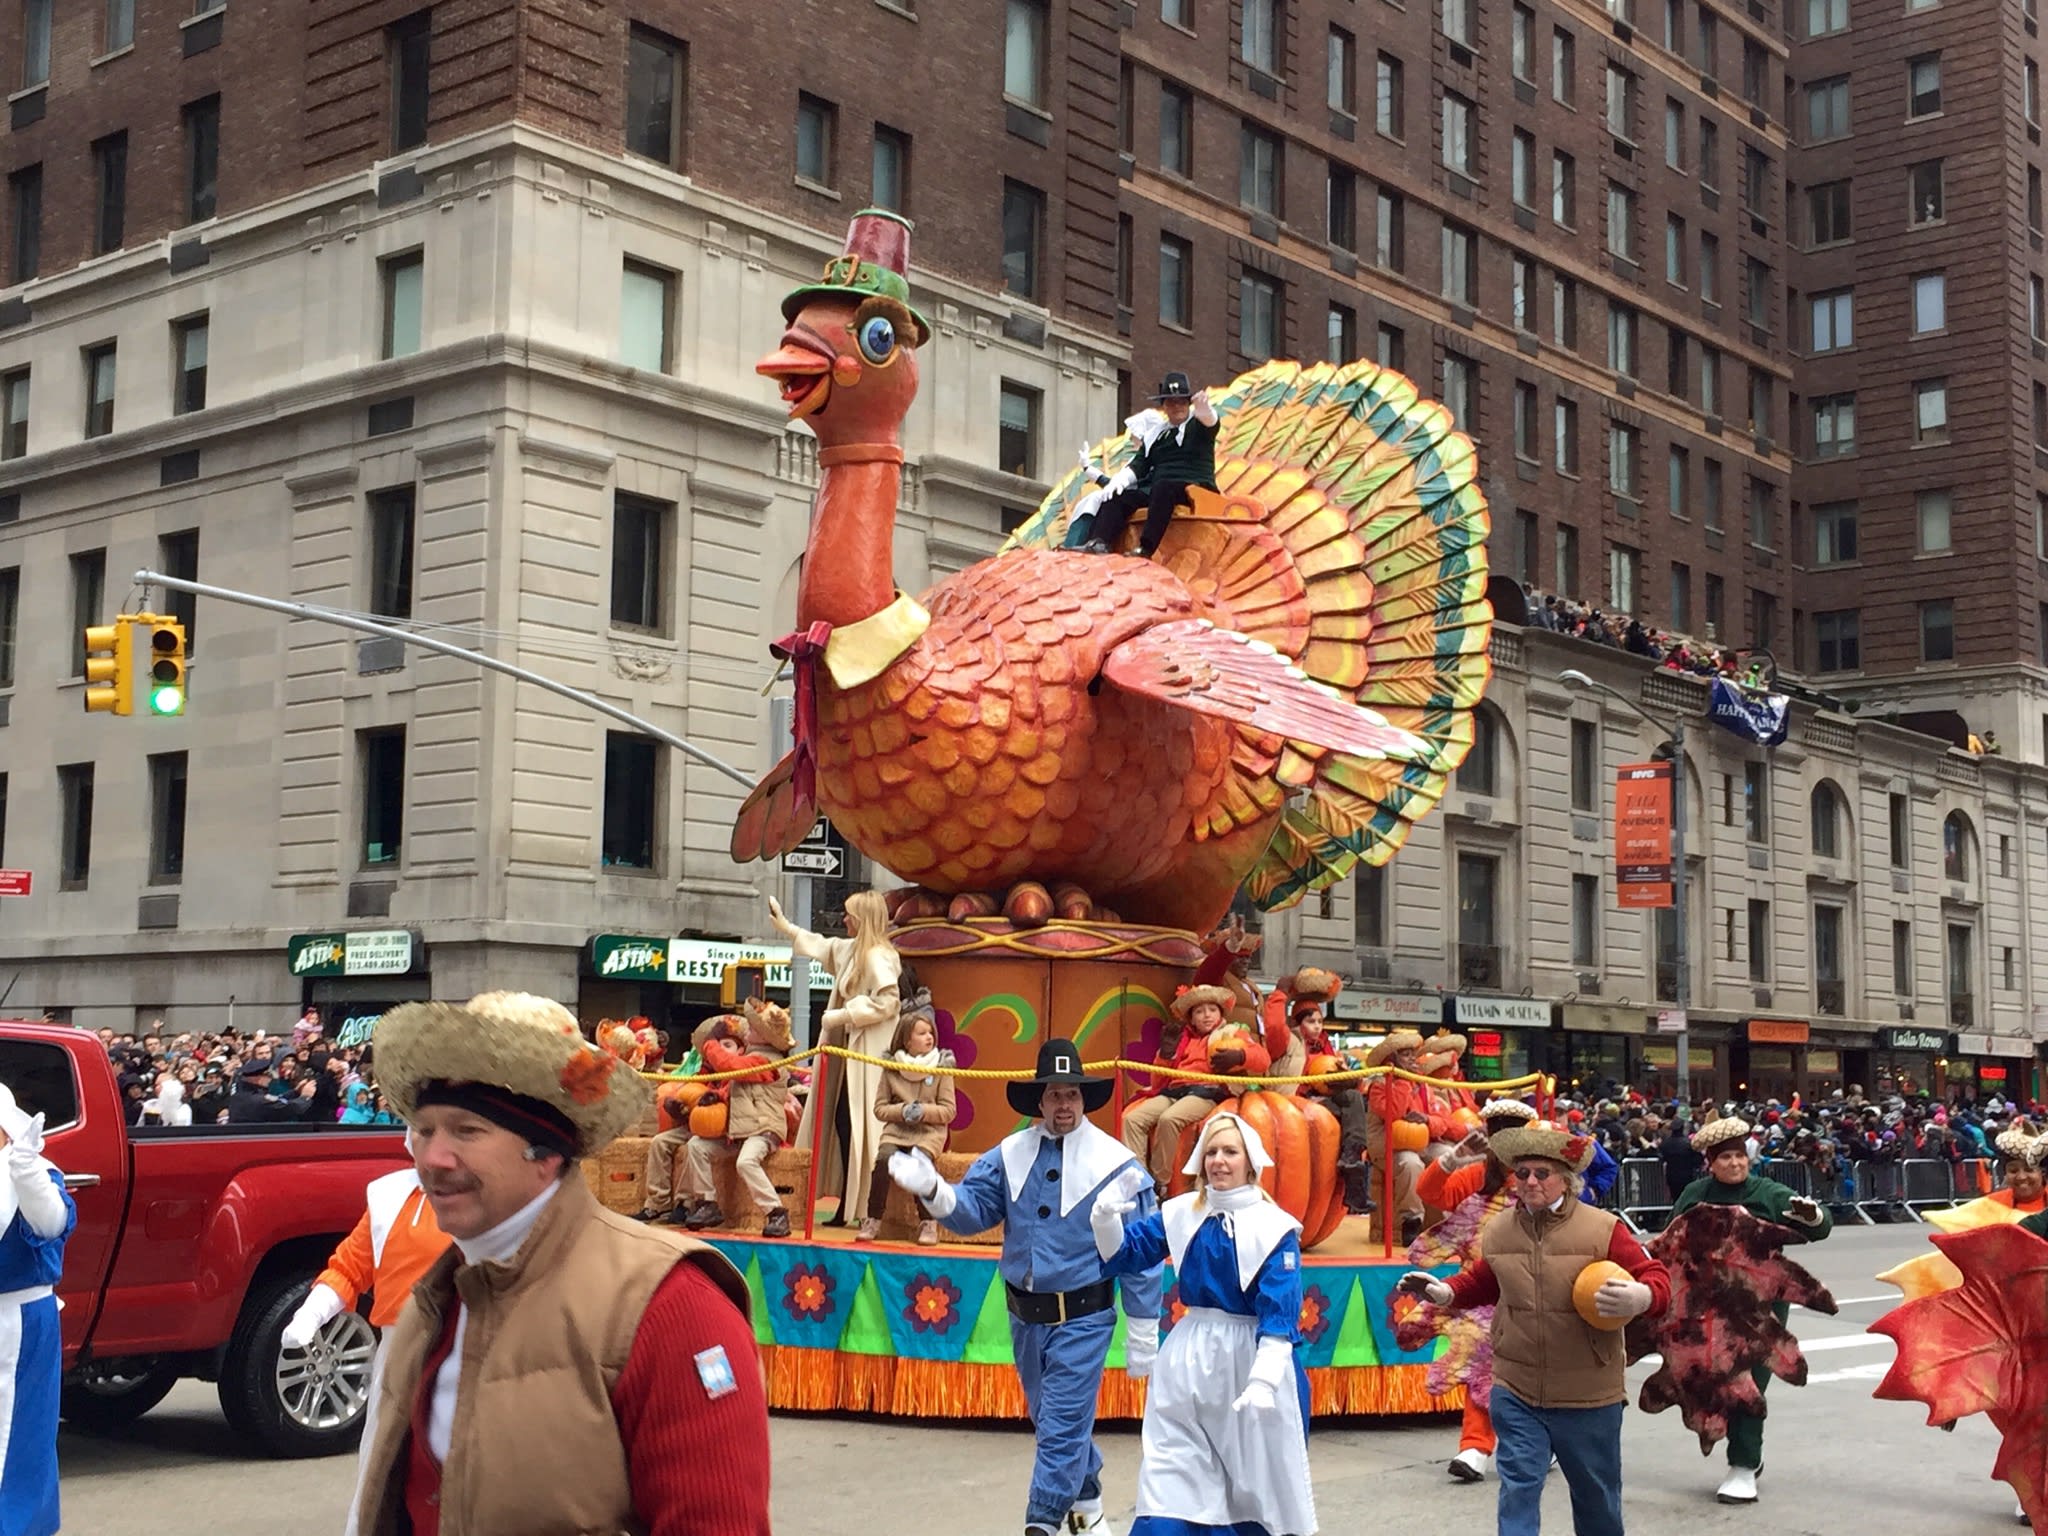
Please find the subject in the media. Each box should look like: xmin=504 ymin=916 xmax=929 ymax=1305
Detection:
xmin=94 ymin=1006 xmax=404 ymax=1128
xmin=1516 ymin=583 xmax=1770 ymax=686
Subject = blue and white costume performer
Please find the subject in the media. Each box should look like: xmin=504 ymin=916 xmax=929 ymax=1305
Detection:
xmin=893 ymin=1038 xmax=1163 ymax=1536
xmin=0 ymin=1082 xmax=76 ymax=1536
xmin=1091 ymin=1112 xmax=1316 ymax=1536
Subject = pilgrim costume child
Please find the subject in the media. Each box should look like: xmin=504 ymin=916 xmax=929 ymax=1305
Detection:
xmin=892 ymin=1039 xmax=1164 ymax=1536
xmin=0 ymin=1082 xmax=75 ymax=1536
xmin=1080 ymin=373 xmax=1220 ymax=559
xmin=1092 ymin=1112 xmax=1317 ymax=1536
xmin=1668 ymin=1115 xmax=1831 ymax=1506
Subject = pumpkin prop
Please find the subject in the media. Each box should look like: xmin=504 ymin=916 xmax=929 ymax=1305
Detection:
xmin=655 ymin=1078 xmax=711 ymax=1133
xmin=1387 ymin=1119 xmax=1431 ymax=1155
xmin=1573 ymin=1259 xmax=1632 ymax=1331
xmin=1451 ymin=1106 xmax=1485 ymax=1135
xmin=1165 ymin=1089 xmax=1349 ymax=1249
xmin=689 ymin=1099 xmax=730 ymax=1139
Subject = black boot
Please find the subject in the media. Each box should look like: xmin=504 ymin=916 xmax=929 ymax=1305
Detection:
xmin=1342 ymin=1161 xmax=1374 ymax=1215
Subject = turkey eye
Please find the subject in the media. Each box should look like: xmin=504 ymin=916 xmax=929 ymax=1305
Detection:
xmin=857 ymin=315 xmax=897 ymax=364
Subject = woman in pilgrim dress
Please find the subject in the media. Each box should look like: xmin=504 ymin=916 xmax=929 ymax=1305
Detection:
xmin=1091 ymin=1112 xmax=1316 ymax=1536
xmin=0 ymin=1082 xmax=75 ymax=1536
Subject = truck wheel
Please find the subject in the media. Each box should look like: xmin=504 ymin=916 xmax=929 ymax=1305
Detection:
xmin=218 ymin=1275 xmax=378 ymax=1459
xmin=60 ymin=1359 xmax=180 ymax=1431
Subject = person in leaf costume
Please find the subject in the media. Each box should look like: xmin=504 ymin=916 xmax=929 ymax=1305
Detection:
xmin=1660 ymin=1116 xmax=1831 ymax=1506
xmin=1877 ymin=1128 xmax=2046 ymax=1303
xmin=1397 ymin=1098 xmax=1539 ymax=1485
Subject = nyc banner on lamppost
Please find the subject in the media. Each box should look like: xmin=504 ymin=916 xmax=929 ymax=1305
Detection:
xmin=1615 ymin=760 xmax=1675 ymax=909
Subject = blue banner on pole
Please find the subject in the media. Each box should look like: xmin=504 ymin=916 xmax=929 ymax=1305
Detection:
xmin=1708 ymin=677 xmax=1789 ymax=747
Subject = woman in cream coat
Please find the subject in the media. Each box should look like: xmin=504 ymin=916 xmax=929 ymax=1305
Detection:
xmin=770 ymin=889 xmax=901 ymax=1222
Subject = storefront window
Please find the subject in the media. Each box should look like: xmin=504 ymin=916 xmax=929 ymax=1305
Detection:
xmin=1561 ymin=1033 xmax=1631 ymax=1095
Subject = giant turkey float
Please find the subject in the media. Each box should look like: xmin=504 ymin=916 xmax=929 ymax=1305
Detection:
xmin=669 ymin=209 xmax=1506 ymax=1418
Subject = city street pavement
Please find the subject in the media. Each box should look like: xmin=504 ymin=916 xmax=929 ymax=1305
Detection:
xmin=56 ymin=1222 xmax=2019 ymax=1535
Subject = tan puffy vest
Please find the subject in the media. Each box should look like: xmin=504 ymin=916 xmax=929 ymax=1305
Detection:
xmin=1480 ymin=1193 xmax=1629 ymax=1409
xmin=358 ymin=1173 xmax=748 ymax=1536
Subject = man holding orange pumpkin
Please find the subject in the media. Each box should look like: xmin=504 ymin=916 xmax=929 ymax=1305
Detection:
xmin=673 ymin=1000 xmax=797 ymax=1239
xmin=1121 ymin=986 xmax=1271 ymax=1194
xmin=634 ymin=1014 xmax=744 ymax=1226
xmin=1363 ymin=1031 xmax=1460 ymax=1244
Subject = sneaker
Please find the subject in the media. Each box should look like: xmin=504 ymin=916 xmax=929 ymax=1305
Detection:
xmin=683 ymin=1202 xmax=726 ymax=1231
xmin=659 ymin=1205 xmax=699 ymax=1227
xmin=917 ymin=1219 xmax=940 ymax=1246
xmin=1447 ymin=1449 xmax=1492 ymax=1482
xmin=2017 ymin=1500 xmax=2030 ymax=1525
xmin=855 ymin=1217 xmax=880 ymax=1242
xmin=1065 ymin=1504 xmax=1115 ymax=1536
xmin=630 ymin=1207 xmax=663 ymax=1223
xmin=761 ymin=1208 xmax=792 ymax=1239
xmin=1082 ymin=540 xmax=1110 ymax=555
xmin=1716 ymin=1467 xmax=1759 ymax=1504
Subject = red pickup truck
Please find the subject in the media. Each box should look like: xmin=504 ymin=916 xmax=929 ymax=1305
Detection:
xmin=1 ymin=1020 xmax=408 ymax=1456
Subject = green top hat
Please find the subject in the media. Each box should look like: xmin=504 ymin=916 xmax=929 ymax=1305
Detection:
xmin=780 ymin=208 xmax=932 ymax=346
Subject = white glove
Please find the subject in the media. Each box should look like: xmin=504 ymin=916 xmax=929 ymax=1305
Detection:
xmin=282 ymin=1283 xmax=345 ymax=1349
xmin=889 ymin=1149 xmax=940 ymax=1199
xmin=1594 ymin=1278 xmax=1653 ymax=1319
xmin=1230 ymin=1334 xmax=1293 ymax=1413
xmin=1105 ymin=464 xmax=1137 ymax=496
xmin=1441 ymin=1131 xmax=1489 ymax=1170
xmin=1785 ymin=1195 xmax=1823 ymax=1227
xmin=1091 ymin=1190 xmax=1135 ymax=1260
xmin=6 ymin=1113 xmax=45 ymax=1175
xmin=1124 ymin=1316 xmax=1159 ymax=1379
xmin=1402 ymin=1270 xmax=1454 ymax=1307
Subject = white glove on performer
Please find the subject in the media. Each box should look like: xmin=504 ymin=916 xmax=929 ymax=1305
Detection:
xmin=6 ymin=1111 xmax=45 ymax=1171
xmin=888 ymin=1150 xmax=957 ymax=1218
xmin=6 ymin=1114 xmax=67 ymax=1239
xmin=1594 ymin=1277 xmax=1653 ymax=1319
xmin=1784 ymin=1195 xmax=1824 ymax=1227
xmin=1401 ymin=1270 xmax=1454 ymax=1307
xmin=1230 ymin=1335 xmax=1294 ymax=1413
xmin=1104 ymin=464 xmax=1137 ymax=496
xmin=282 ymin=1283 xmax=346 ymax=1349
xmin=1090 ymin=1190 xmax=1135 ymax=1260
xmin=1124 ymin=1316 xmax=1159 ymax=1379
xmin=1441 ymin=1130 xmax=1489 ymax=1171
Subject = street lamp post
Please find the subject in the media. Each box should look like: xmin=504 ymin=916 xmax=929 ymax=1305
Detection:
xmin=1559 ymin=669 xmax=1692 ymax=1108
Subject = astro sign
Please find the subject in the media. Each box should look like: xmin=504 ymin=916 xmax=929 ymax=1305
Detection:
xmin=287 ymin=930 xmax=417 ymax=978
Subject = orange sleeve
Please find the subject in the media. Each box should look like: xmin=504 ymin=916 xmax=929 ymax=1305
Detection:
xmin=1235 ymin=1037 xmax=1273 ymax=1077
xmin=315 ymin=1208 xmax=376 ymax=1309
xmin=1261 ymin=992 xmax=1292 ymax=1064
xmin=1416 ymin=1158 xmax=1485 ymax=1211
xmin=703 ymin=1039 xmax=777 ymax=1083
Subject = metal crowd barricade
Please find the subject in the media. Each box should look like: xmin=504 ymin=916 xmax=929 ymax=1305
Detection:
xmin=1853 ymin=1160 xmax=1921 ymax=1223
xmin=1617 ymin=1157 xmax=1673 ymax=1232
xmin=1901 ymin=1157 xmax=1984 ymax=1213
xmin=1756 ymin=1158 xmax=1813 ymax=1197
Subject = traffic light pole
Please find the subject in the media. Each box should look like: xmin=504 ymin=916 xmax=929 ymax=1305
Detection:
xmin=131 ymin=570 xmax=754 ymax=787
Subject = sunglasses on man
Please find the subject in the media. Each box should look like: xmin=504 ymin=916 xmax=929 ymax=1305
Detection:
xmin=1509 ymin=1164 xmax=1564 ymax=1183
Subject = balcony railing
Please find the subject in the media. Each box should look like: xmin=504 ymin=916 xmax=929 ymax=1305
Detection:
xmin=1816 ymin=978 xmax=1845 ymax=1017
xmin=1458 ymin=943 xmax=1503 ymax=989
xmin=1949 ymin=992 xmax=1975 ymax=1028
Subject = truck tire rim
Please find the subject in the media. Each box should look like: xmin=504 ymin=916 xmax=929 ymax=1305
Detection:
xmin=276 ymin=1312 xmax=377 ymax=1431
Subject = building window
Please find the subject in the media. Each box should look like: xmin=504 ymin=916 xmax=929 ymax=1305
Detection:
xmin=1513 ymin=4 xmax=1535 ymax=78
xmin=1006 ymin=0 xmax=1048 ymax=102
xmin=1809 ymin=394 xmax=1855 ymax=458
xmin=1554 ymin=398 xmax=1579 ymax=474
xmin=1374 ymin=189 xmax=1404 ymax=271
xmin=179 ymin=96 xmax=221 ymax=226
xmin=1241 ymin=124 xmax=1282 ymax=216
xmin=602 ymin=732 xmax=660 ymax=870
xmin=70 ymin=551 xmax=104 ymax=678
xmin=1911 ymin=272 xmax=1946 ymax=334
xmin=381 ymin=251 xmax=423 ymax=359
xmin=1813 ymin=610 xmax=1859 ymax=672
xmin=1555 ymin=522 xmax=1580 ymax=594
xmin=1552 ymin=151 xmax=1577 ymax=227
xmin=0 ymin=567 xmax=15 ymax=688
xmin=1160 ymin=83 xmax=1193 ymax=176
xmin=1327 ymin=302 xmax=1356 ymax=362
xmin=1354 ymin=862 xmax=1385 ymax=950
xmin=1376 ymin=322 xmax=1405 ymax=371
xmin=1514 ymin=381 xmax=1539 ymax=460
xmin=149 ymin=752 xmax=187 ymax=886
xmin=1243 ymin=0 xmax=1280 ymax=71
xmin=1813 ymin=905 xmax=1844 ymax=1001
xmin=1889 ymin=794 xmax=1910 ymax=867
xmin=1917 ymin=488 xmax=1952 ymax=554
xmin=1698 ymin=118 xmax=1719 ymax=188
xmin=58 ymin=764 xmax=93 ymax=889
xmin=1329 ymin=26 xmax=1355 ymax=113
xmin=1441 ymin=351 xmax=1474 ymax=426
xmin=796 ymin=93 xmax=837 ymax=186
xmin=1553 ymin=274 xmax=1578 ymax=347
xmin=1913 ymin=378 xmax=1949 ymax=443
xmin=1920 ymin=599 xmax=1955 ymax=662
xmin=1 ymin=368 xmax=26 ymax=460
xmin=1605 ymin=63 xmax=1635 ymax=138
xmin=1666 ymin=214 xmax=1686 ymax=285
xmin=1551 ymin=27 xmax=1575 ymax=104
xmin=388 ymin=10 xmax=432 ymax=152
xmin=1441 ymin=223 xmax=1476 ymax=304
xmin=1806 ymin=294 xmax=1852 ymax=362
xmin=1002 ymin=180 xmax=1043 ymax=300
xmin=1812 ymin=500 xmax=1857 ymax=564
xmin=1442 ymin=92 xmax=1474 ymax=175
xmin=1609 ymin=542 xmax=1640 ymax=610
xmin=1239 ymin=271 xmax=1282 ymax=360
xmin=83 ymin=344 xmax=116 ymax=439
xmin=1328 ymin=165 xmax=1356 ymax=251
xmin=1605 ymin=182 xmax=1635 ymax=260
xmin=9 ymin=165 xmax=39 ymax=284
xmin=1670 ymin=561 xmax=1691 ymax=628
xmin=1571 ymin=874 xmax=1600 ymax=966
xmin=1743 ymin=760 xmax=1768 ymax=843
xmin=92 ymin=133 xmax=127 ymax=255
xmin=2030 ymin=60 xmax=2042 ymax=124
xmin=1742 ymin=146 xmax=1771 ymax=214
xmin=1667 ymin=446 xmax=1688 ymax=514
xmin=1804 ymin=75 xmax=1850 ymax=141
xmin=1665 ymin=99 xmax=1685 ymax=169
xmin=1457 ymin=709 xmax=1498 ymax=795
xmin=1699 ymin=232 xmax=1719 ymax=305
xmin=1745 ymin=899 xmax=1770 ymax=982
xmin=367 ymin=486 xmax=416 ymax=619
xmin=1569 ymin=718 xmax=1598 ymax=811
xmin=158 ymin=529 xmax=198 ymax=646
xmin=22 ymin=0 xmax=49 ymax=87
xmin=1943 ymin=812 xmax=1972 ymax=881
xmin=868 ymin=125 xmax=909 ymax=212
xmin=2033 ymin=168 xmax=2045 ymax=233
xmin=1513 ymin=130 xmax=1535 ymax=207
xmin=610 ymin=492 xmax=668 ymax=632
xmin=1705 ymin=571 xmax=1724 ymax=633
xmin=1608 ymin=423 xmax=1640 ymax=499
xmin=1808 ymin=0 xmax=1847 ymax=34
xmin=1702 ymin=456 xmax=1723 ymax=529
xmin=1806 ymin=180 xmax=1851 ymax=247
xmin=617 ymin=259 xmax=679 ymax=376
xmin=1457 ymin=854 xmax=1499 ymax=961
xmin=1159 ymin=235 xmax=1192 ymax=326
xmin=1512 ymin=256 xmax=1533 ymax=330
xmin=1116 ymin=214 xmax=1134 ymax=310
xmin=172 ymin=316 xmax=208 ymax=415
xmin=1894 ymin=923 xmax=1915 ymax=996
xmin=625 ymin=26 xmax=684 ymax=167
xmin=361 ymin=729 xmax=406 ymax=867
xmin=1906 ymin=53 xmax=1941 ymax=119
xmin=1376 ymin=53 xmax=1404 ymax=137
xmin=1442 ymin=0 xmax=1475 ymax=43
xmin=1606 ymin=302 xmax=1637 ymax=376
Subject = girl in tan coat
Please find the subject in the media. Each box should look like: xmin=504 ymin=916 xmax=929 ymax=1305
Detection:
xmin=858 ymin=992 xmax=956 ymax=1245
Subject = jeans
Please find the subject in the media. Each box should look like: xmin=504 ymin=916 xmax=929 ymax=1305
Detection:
xmin=1492 ymin=1384 xmax=1625 ymax=1536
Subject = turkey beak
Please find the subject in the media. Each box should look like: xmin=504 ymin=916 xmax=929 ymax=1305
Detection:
xmin=758 ymin=332 xmax=834 ymax=419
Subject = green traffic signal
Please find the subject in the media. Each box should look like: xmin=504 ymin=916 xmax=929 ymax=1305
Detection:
xmin=145 ymin=620 xmax=186 ymax=716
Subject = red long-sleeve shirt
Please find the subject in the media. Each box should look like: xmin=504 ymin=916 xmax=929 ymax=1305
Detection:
xmin=1445 ymin=1218 xmax=1672 ymax=1317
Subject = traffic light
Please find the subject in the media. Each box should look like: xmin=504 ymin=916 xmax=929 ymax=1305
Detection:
xmin=143 ymin=617 xmax=186 ymax=717
xmin=83 ymin=621 xmax=135 ymax=715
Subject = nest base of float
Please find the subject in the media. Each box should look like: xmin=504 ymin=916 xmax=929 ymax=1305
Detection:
xmin=705 ymin=1220 xmax=1458 ymax=1421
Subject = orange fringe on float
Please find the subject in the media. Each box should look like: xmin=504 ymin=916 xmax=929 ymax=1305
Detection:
xmin=761 ymin=1346 xmax=1454 ymax=1420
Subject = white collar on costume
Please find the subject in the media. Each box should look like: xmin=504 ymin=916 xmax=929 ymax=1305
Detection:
xmin=1161 ymin=1185 xmax=1301 ymax=1291
xmin=1000 ymin=1120 xmax=1140 ymax=1217
xmin=453 ymin=1178 xmax=561 ymax=1267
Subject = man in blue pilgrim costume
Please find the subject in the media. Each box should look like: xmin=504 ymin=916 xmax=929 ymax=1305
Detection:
xmin=892 ymin=1038 xmax=1164 ymax=1536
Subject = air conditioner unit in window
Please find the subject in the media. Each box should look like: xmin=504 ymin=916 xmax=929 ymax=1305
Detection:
xmin=1898 ymin=1001 xmax=1917 ymax=1019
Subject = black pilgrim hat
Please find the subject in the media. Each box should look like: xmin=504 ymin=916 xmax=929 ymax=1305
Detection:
xmin=1007 ymin=1036 xmax=1115 ymax=1117
xmin=1150 ymin=371 xmax=1197 ymax=402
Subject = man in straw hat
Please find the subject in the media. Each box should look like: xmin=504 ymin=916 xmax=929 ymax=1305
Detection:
xmin=1668 ymin=1114 xmax=1829 ymax=1506
xmin=893 ymin=1038 xmax=1163 ymax=1536
xmin=1364 ymin=1029 xmax=1461 ymax=1244
xmin=356 ymin=992 xmax=771 ymax=1536
xmin=1403 ymin=1119 xmax=1669 ymax=1536
xmin=1121 ymin=984 xmax=1268 ymax=1195
xmin=672 ymin=997 xmax=798 ymax=1237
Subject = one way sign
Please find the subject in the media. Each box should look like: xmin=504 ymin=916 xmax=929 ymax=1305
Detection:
xmin=781 ymin=819 xmax=847 ymax=878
